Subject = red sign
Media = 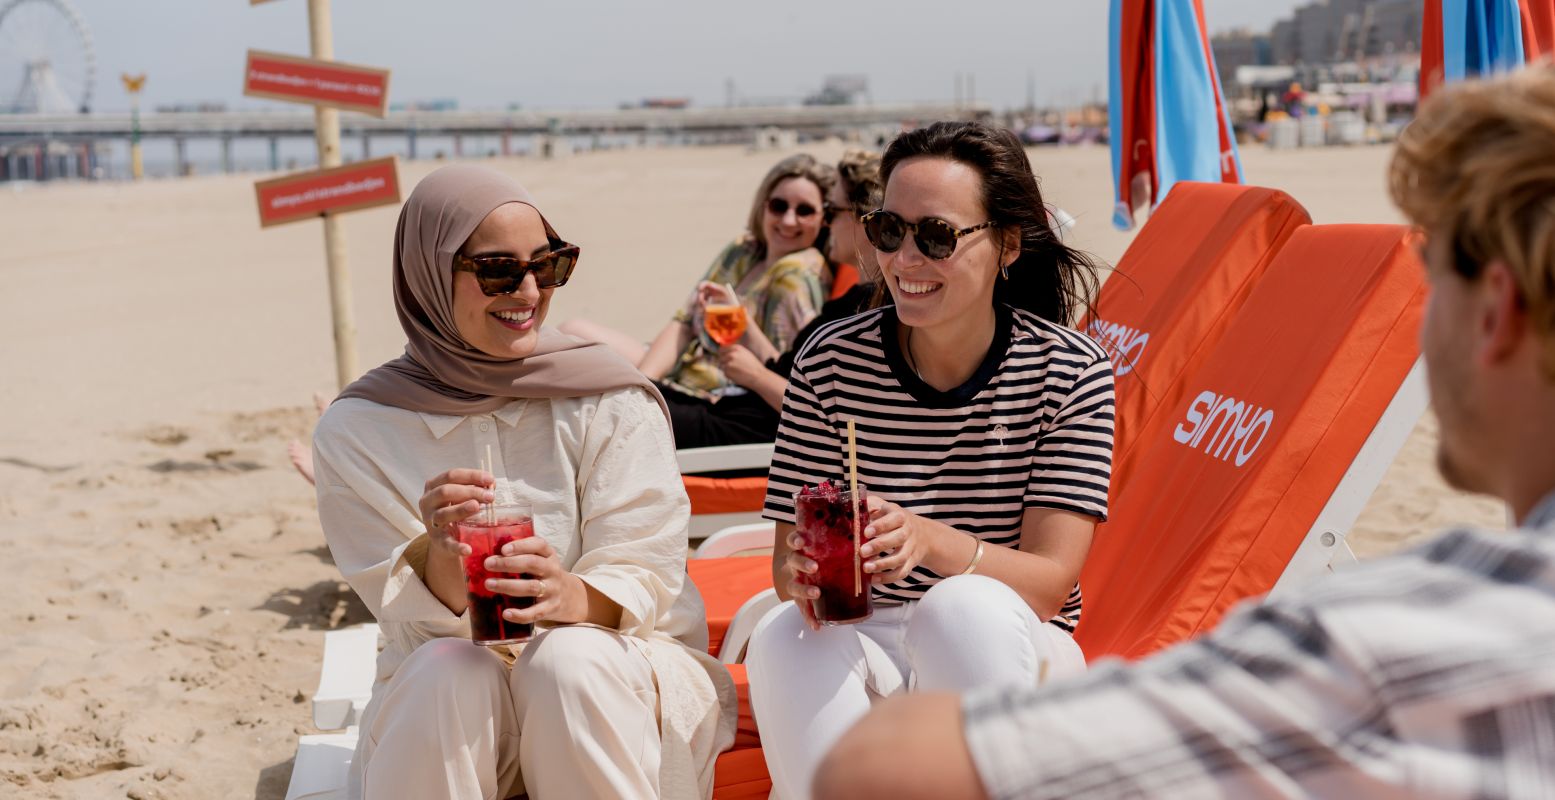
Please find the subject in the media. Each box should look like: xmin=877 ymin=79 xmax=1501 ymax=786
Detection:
xmin=243 ymin=49 xmax=391 ymax=117
xmin=254 ymin=157 xmax=401 ymax=227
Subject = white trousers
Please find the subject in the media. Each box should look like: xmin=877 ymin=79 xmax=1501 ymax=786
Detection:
xmin=744 ymin=574 xmax=1088 ymax=800
xmin=349 ymin=627 xmax=662 ymax=800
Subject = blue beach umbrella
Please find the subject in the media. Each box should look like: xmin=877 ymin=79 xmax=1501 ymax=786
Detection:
xmin=1422 ymin=0 xmax=1555 ymax=96
xmin=1109 ymin=0 xmax=1242 ymax=231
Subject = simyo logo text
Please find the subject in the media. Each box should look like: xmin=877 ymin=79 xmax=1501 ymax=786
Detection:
xmin=1086 ymin=319 xmax=1149 ymax=377
xmin=1171 ymin=390 xmax=1275 ymax=467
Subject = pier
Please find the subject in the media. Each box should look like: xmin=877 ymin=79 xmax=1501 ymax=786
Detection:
xmin=0 ymin=103 xmax=989 ymax=181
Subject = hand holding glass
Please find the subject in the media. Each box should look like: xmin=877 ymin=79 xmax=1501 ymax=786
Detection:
xmin=453 ymin=502 xmax=537 ymax=645
xmin=793 ymin=481 xmax=872 ymax=625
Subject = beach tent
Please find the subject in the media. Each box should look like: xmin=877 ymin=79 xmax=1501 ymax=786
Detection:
xmin=1421 ymin=0 xmax=1555 ymax=97
xmin=1109 ymin=0 xmax=1243 ymax=231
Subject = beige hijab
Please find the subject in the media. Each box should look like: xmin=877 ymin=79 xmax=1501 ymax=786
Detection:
xmin=336 ymin=164 xmax=668 ymax=422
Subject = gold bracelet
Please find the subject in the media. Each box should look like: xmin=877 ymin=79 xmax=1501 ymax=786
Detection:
xmin=959 ymin=538 xmax=985 ymax=576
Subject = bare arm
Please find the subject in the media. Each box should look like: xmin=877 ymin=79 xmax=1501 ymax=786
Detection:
xmin=561 ymin=580 xmax=625 ymax=627
xmin=862 ymin=506 xmax=1094 ymax=621
xmin=814 ymin=693 xmax=987 ymax=800
xmin=771 ymin=521 xmax=799 ymax=602
xmin=424 ymin=544 xmax=469 ymax=614
xmin=638 ymin=318 xmax=693 ymax=381
xmin=716 ymin=345 xmax=790 ymax=411
xmin=416 ymin=468 xmax=497 ymax=614
xmin=960 ymin=508 xmax=1094 ymax=621
xmin=748 ymin=370 xmax=789 ymax=411
xmin=740 ymin=320 xmax=782 ymax=363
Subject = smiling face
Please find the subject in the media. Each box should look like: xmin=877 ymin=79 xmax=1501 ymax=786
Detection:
xmin=762 ymin=176 xmax=825 ymax=261
xmin=877 ymin=156 xmax=1009 ymax=330
xmin=451 ymin=202 xmax=556 ymax=359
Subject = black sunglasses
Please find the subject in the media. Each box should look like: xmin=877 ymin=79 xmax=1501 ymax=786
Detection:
xmin=452 ymin=240 xmax=580 ymax=296
xmin=823 ymin=202 xmax=856 ymax=223
xmin=860 ymin=210 xmax=993 ymax=261
xmin=767 ymin=197 xmax=820 ymax=218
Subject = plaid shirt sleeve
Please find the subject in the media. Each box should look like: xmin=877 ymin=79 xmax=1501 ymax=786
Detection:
xmin=962 ymin=507 xmax=1555 ymax=800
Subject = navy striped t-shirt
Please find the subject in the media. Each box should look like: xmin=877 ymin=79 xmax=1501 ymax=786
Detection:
xmin=762 ymin=303 xmax=1115 ymax=631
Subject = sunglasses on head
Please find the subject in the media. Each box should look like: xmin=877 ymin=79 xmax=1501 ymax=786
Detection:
xmin=860 ymin=210 xmax=993 ymax=261
xmin=452 ymin=239 xmax=580 ymax=296
xmin=766 ymin=197 xmax=820 ymax=218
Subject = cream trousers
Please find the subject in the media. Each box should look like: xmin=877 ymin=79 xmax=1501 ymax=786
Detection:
xmin=745 ymin=574 xmax=1088 ymax=800
xmin=348 ymin=626 xmax=661 ymax=800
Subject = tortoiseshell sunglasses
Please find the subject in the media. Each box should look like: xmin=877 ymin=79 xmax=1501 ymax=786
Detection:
xmin=860 ymin=210 xmax=994 ymax=261
xmin=452 ymin=240 xmax=580 ymax=295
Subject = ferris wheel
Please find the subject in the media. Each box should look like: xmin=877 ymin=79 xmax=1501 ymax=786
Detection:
xmin=0 ymin=0 xmax=95 ymax=114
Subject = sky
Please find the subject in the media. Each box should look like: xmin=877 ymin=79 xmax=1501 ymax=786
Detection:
xmin=10 ymin=0 xmax=1308 ymax=114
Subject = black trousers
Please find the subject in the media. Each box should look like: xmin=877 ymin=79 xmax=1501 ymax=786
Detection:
xmin=661 ymin=383 xmax=780 ymax=452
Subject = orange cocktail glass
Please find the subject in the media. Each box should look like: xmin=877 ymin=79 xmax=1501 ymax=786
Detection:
xmin=703 ymin=304 xmax=748 ymax=347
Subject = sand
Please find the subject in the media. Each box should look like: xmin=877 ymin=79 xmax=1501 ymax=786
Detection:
xmin=0 ymin=142 xmax=1508 ymax=798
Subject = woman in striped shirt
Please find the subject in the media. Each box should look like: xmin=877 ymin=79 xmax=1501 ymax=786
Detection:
xmin=745 ymin=122 xmax=1115 ymax=799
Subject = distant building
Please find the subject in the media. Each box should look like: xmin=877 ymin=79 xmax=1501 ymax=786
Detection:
xmin=1262 ymin=0 xmax=1421 ymax=65
xmin=639 ymin=98 xmax=691 ymax=109
xmin=1356 ymin=0 xmax=1424 ymax=57
xmin=804 ymin=75 xmax=870 ymax=106
xmin=1211 ymin=30 xmax=1271 ymax=88
xmin=390 ymin=99 xmax=459 ymax=112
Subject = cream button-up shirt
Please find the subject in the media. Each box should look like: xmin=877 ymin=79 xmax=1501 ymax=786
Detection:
xmin=313 ymin=387 xmax=735 ymax=798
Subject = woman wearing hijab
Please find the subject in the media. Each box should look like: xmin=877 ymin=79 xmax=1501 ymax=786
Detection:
xmin=312 ymin=164 xmax=735 ymax=799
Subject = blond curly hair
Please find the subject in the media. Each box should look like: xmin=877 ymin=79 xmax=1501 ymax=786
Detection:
xmin=1389 ymin=64 xmax=1555 ymax=378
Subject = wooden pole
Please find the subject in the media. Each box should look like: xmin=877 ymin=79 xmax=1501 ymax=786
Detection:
xmin=308 ymin=0 xmax=359 ymax=389
xmin=128 ymin=89 xmax=143 ymax=180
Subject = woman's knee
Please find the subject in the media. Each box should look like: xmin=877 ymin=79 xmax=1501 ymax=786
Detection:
xmin=907 ymin=576 xmax=1029 ymax=646
xmin=745 ymin=602 xmax=841 ymax=672
xmin=402 ymin=637 xmax=509 ymax=685
xmin=918 ymin=575 xmax=1024 ymax=620
xmin=382 ymin=637 xmax=510 ymax=723
xmin=749 ymin=600 xmax=809 ymax=649
xmin=515 ymin=626 xmax=642 ymax=698
xmin=746 ymin=601 xmax=876 ymax=694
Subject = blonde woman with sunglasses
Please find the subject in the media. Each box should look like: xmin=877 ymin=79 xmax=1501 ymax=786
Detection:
xmin=647 ymin=150 xmax=887 ymax=450
xmin=560 ymin=155 xmax=837 ymax=437
xmin=745 ymin=123 xmax=1114 ymax=799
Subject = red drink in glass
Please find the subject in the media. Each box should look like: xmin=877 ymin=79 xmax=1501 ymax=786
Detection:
xmin=794 ymin=481 xmax=871 ymax=625
xmin=454 ymin=504 xmax=536 ymax=646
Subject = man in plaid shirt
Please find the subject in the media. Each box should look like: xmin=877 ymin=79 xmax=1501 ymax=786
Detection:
xmin=815 ymin=67 xmax=1555 ymax=800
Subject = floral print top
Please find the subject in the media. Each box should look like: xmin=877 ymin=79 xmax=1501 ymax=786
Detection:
xmin=663 ymin=237 xmax=830 ymax=397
